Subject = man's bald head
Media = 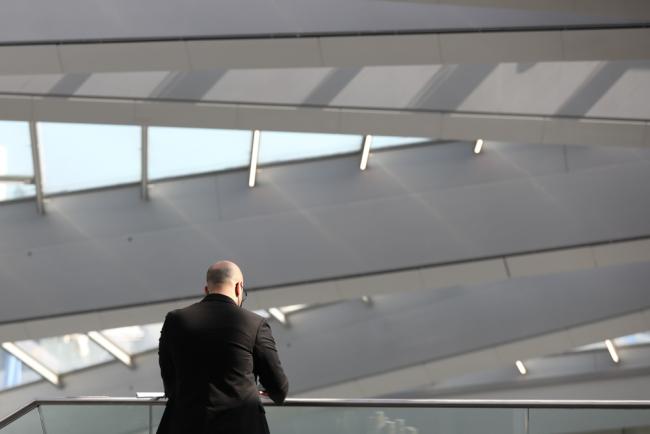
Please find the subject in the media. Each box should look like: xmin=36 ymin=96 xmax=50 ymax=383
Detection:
xmin=206 ymin=260 xmax=243 ymax=290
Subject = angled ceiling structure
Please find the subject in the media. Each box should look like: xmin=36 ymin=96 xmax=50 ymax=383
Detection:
xmin=0 ymin=0 xmax=649 ymax=410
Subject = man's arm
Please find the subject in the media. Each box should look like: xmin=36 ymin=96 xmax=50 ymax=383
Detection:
xmin=253 ymin=320 xmax=289 ymax=404
xmin=158 ymin=311 xmax=177 ymax=399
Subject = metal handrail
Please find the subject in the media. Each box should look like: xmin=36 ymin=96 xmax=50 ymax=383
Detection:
xmin=3 ymin=397 xmax=650 ymax=429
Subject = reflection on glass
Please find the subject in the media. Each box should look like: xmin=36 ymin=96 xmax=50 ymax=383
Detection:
xmin=371 ymin=136 xmax=431 ymax=150
xmin=0 ymin=120 xmax=33 ymax=176
xmin=101 ymin=323 xmax=163 ymax=355
xmin=529 ymin=408 xmax=650 ymax=434
xmin=40 ymin=405 xmax=149 ymax=434
xmin=0 ymin=182 xmax=36 ymax=202
xmin=38 ymin=122 xmax=140 ymax=194
xmin=266 ymin=406 xmax=526 ymax=434
xmin=0 ymin=408 xmax=44 ymax=434
xmin=259 ymin=131 xmax=362 ymax=165
xmin=0 ymin=349 xmax=41 ymax=391
xmin=14 ymin=334 xmax=113 ymax=374
xmin=149 ymin=127 xmax=252 ymax=180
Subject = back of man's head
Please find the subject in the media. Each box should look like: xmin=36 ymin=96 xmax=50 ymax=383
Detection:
xmin=206 ymin=260 xmax=244 ymax=293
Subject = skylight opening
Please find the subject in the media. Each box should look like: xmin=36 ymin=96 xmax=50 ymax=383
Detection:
xmin=258 ymin=131 xmax=363 ymax=165
xmin=38 ymin=122 xmax=140 ymax=194
xmin=370 ymin=136 xmax=431 ymax=150
xmin=13 ymin=334 xmax=113 ymax=375
xmin=0 ymin=120 xmax=33 ymax=177
xmin=0 ymin=347 xmax=42 ymax=390
xmin=149 ymin=126 xmax=252 ymax=181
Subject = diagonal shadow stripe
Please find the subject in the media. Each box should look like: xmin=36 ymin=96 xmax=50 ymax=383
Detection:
xmin=556 ymin=61 xmax=650 ymax=117
xmin=409 ymin=64 xmax=498 ymax=110
xmin=302 ymin=68 xmax=362 ymax=106
xmin=152 ymin=70 xmax=227 ymax=100
xmin=48 ymin=73 xmax=91 ymax=95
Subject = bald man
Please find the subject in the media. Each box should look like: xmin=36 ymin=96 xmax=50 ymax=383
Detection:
xmin=157 ymin=261 xmax=289 ymax=434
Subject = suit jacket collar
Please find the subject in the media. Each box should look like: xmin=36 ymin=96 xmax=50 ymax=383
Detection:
xmin=201 ymin=293 xmax=237 ymax=305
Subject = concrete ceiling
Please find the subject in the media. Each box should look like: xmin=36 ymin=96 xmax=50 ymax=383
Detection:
xmin=0 ymin=0 xmax=641 ymax=44
xmin=0 ymin=1 xmax=649 ymax=408
xmin=1 ymin=142 xmax=650 ymax=327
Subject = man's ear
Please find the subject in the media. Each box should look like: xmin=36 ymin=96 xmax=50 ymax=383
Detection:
xmin=204 ymin=285 xmax=209 ymax=295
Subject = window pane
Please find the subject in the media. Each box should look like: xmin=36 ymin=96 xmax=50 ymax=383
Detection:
xmin=0 ymin=182 xmax=36 ymax=202
xmin=39 ymin=122 xmax=140 ymax=194
xmin=149 ymin=127 xmax=252 ymax=180
xmin=0 ymin=349 xmax=41 ymax=390
xmin=259 ymin=131 xmax=362 ymax=165
xmin=0 ymin=120 xmax=33 ymax=176
xmin=15 ymin=334 xmax=113 ymax=374
xmin=101 ymin=323 xmax=162 ymax=354
xmin=371 ymin=135 xmax=431 ymax=149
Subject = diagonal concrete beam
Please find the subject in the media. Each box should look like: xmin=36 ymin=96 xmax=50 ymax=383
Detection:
xmin=298 ymin=309 xmax=650 ymax=398
xmin=0 ymin=27 xmax=649 ymax=75
xmin=0 ymin=95 xmax=648 ymax=149
xmin=0 ymin=237 xmax=648 ymax=343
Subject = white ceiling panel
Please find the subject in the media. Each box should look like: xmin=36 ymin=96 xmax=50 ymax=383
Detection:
xmin=203 ymin=68 xmax=333 ymax=104
xmin=450 ymin=62 xmax=598 ymax=116
xmin=585 ymin=65 xmax=650 ymax=119
xmin=74 ymin=72 xmax=170 ymax=98
xmin=331 ymin=65 xmax=441 ymax=108
xmin=0 ymin=73 xmax=62 ymax=94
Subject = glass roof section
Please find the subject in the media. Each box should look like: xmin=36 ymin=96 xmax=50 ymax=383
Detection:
xmin=38 ymin=122 xmax=140 ymax=194
xmin=149 ymin=127 xmax=252 ymax=180
xmin=576 ymin=331 xmax=650 ymax=352
xmin=0 ymin=119 xmax=445 ymax=200
xmin=3 ymin=303 xmax=649 ymax=393
xmin=371 ymin=136 xmax=431 ymax=150
xmin=14 ymin=334 xmax=113 ymax=374
xmin=100 ymin=323 xmax=162 ymax=355
xmin=0 ymin=349 xmax=41 ymax=391
xmin=258 ymin=131 xmax=363 ymax=165
xmin=0 ymin=121 xmax=33 ymax=176
xmin=0 ymin=182 xmax=36 ymax=202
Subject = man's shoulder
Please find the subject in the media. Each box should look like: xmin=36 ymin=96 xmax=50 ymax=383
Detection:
xmin=165 ymin=301 xmax=266 ymax=325
xmin=241 ymin=308 xmax=267 ymax=325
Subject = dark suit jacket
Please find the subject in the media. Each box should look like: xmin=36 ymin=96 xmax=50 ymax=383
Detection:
xmin=156 ymin=293 xmax=289 ymax=434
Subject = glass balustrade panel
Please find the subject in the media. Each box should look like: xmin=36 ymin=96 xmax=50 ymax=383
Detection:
xmin=39 ymin=405 xmax=150 ymax=434
xmin=0 ymin=409 xmax=43 ymax=434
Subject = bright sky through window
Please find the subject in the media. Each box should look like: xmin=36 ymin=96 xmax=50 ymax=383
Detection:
xmin=371 ymin=136 xmax=431 ymax=149
xmin=39 ymin=122 xmax=140 ymax=194
xmin=0 ymin=121 xmax=438 ymax=198
xmin=0 ymin=120 xmax=33 ymax=176
xmin=258 ymin=131 xmax=363 ymax=165
xmin=149 ymin=127 xmax=252 ymax=180
xmin=0 ymin=120 xmax=36 ymax=201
